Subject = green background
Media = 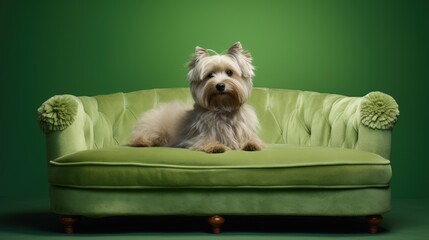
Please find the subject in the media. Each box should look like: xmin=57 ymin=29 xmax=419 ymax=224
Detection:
xmin=1 ymin=0 xmax=427 ymax=200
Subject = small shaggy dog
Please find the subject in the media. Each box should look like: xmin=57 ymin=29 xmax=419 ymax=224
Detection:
xmin=129 ymin=42 xmax=263 ymax=153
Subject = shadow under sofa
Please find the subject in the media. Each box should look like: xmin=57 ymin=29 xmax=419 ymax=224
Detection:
xmin=38 ymin=87 xmax=399 ymax=234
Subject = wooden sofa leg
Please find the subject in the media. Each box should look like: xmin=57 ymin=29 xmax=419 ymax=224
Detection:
xmin=366 ymin=215 xmax=383 ymax=234
xmin=59 ymin=215 xmax=79 ymax=234
xmin=208 ymin=215 xmax=225 ymax=234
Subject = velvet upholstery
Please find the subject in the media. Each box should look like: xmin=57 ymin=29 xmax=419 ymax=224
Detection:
xmin=39 ymin=88 xmax=398 ymax=219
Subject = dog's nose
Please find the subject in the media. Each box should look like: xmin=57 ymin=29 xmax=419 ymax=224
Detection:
xmin=216 ymin=83 xmax=226 ymax=92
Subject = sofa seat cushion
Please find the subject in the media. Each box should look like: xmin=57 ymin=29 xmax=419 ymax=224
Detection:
xmin=49 ymin=144 xmax=391 ymax=189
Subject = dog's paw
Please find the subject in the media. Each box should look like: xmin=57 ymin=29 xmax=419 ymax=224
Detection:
xmin=242 ymin=141 xmax=262 ymax=151
xmin=202 ymin=143 xmax=227 ymax=154
xmin=129 ymin=136 xmax=167 ymax=147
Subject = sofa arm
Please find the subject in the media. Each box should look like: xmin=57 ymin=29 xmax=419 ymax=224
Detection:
xmin=360 ymin=91 xmax=399 ymax=130
xmin=38 ymin=95 xmax=90 ymax=161
xmin=357 ymin=91 xmax=399 ymax=159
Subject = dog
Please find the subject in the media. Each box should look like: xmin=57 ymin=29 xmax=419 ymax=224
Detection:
xmin=129 ymin=42 xmax=263 ymax=153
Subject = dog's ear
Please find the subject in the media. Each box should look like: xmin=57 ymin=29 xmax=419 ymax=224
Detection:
xmin=187 ymin=46 xmax=208 ymax=82
xmin=228 ymin=42 xmax=250 ymax=58
xmin=188 ymin=46 xmax=208 ymax=69
xmin=228 ymin=42 xmax=255 ymax=79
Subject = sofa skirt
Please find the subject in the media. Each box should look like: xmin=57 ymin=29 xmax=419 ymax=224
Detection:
xmin=50 ymin=186 xmax=390 ymax=217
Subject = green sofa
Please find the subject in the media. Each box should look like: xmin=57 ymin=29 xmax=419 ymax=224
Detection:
xmin=38 ymin=87 xmax=399 ymax=234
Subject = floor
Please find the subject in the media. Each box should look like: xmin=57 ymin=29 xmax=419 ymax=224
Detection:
xmin=0 ymin=197 xmax=428 ymax=240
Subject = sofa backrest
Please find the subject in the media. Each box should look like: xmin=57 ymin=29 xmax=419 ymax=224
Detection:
xmin=80 ymin=87 xmax=379 ymax=148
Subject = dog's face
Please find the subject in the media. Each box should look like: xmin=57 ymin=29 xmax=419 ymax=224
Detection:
xmin=187 ymin=42 xmax=255 ymax=111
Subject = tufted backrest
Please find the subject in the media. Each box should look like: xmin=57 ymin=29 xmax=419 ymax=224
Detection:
xmin=40 ymin=87 xmax=398 ymax=160
xmin=79 ymin=88 xmax=361 ymax=148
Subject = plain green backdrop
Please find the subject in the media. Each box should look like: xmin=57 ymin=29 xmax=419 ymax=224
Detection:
xmin=0 ymin=0 xmax=427 ymax=199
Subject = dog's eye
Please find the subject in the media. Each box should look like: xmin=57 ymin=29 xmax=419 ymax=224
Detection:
xmin=226 ymin=70 xmax=233 ymax=77
xmin=207 ymin=72 xmax=215 ymax=79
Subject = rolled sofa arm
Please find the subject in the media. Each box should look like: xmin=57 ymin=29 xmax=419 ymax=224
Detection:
xmin=38 ymin=95 xmax=89 ymax=161
xmin=357 ymin=91 xmax=399 ymax=160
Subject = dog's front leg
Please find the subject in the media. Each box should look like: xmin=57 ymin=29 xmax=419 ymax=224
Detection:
xmin=190 ymin=140 xmax=229 ymax=154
